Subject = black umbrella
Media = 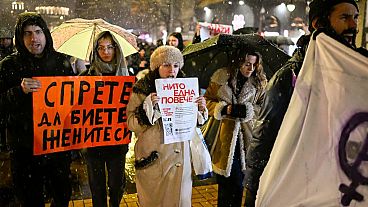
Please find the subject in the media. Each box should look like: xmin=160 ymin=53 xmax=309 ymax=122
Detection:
xmin=182 ymin=34 xmax=290 ymax=89
xmin=265 ymin=36 xmax=295 ymax=46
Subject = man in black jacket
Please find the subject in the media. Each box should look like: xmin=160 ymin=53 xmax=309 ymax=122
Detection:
xmin=244 ymin=0 xmax=365 ymax=206
xmin=0 ymin=12 xmax=73 ymax=206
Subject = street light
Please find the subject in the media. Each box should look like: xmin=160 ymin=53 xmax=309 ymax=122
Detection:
xmin=239 ymin=1 xmax=245 ymax=6
xmin=287 ymin=0 xmax=296 ymax=12
xmin=12 ymin=1 xmax=24 ymax=11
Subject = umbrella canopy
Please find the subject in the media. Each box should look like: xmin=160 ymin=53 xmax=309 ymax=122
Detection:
xmin=182 ymin=34 xmax=290 ymax=89
xmin=265 ymin=36 xmax=295 ymax=45
xmin=51 ymin=18 xmax=138 ymax=61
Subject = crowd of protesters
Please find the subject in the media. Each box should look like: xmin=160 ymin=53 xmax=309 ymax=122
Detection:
xmin=0 ymin=0 xmax=368 ymax=206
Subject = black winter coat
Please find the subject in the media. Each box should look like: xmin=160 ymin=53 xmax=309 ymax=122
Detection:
xmin=0 ymin=52 xmax=73 ymax=151
xmin=0 ymin=12 xmax=74 ymax=152
xmin=244 ymin=45 xmax=305 ymax=193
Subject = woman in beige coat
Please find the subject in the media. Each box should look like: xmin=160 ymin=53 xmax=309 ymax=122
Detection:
xmin=127 ymin=46 xmax=208 ymax=207
xmin=204 ymin=49 xmax=267 ymax=206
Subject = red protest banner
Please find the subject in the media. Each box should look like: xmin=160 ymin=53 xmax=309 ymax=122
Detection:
xmin=32 ymin=76 xmax=135 ymax=155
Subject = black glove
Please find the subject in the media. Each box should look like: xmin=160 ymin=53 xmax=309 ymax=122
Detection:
xmin=230 ymin=104 xmax=247 ymax=118
xmin=221 ymin=105 xmax=228 ymax=116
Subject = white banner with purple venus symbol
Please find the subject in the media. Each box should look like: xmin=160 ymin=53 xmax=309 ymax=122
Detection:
xmin=256 ymin=33 xmax=368 ymax=207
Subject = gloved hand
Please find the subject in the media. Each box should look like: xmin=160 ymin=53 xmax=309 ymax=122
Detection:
xmin=230 ymin=104 xmax=247 ymax=118
xmin=221 ymin=105 xmax=229 ymax=116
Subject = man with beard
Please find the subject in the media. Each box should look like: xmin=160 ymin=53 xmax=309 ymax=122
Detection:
xmin=244 ymin=0 xmax=366 ymax=206
xmin=0 ymin=12 xmax=73 ymax=206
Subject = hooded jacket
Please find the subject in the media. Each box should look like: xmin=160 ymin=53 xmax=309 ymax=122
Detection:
xmin=81 ymin=31 xmax=130 ymax=157
xmin=82 ymin=31 xmax=129 ymax=76
xmin=0 ymin=12 xmax=73 ymax=152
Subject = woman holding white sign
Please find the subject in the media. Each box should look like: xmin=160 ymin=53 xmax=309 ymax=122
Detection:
xmin=204 ymin=49 xmax=267 ymax=206
xmin=126 ymin=46 xmax=208 ymax=207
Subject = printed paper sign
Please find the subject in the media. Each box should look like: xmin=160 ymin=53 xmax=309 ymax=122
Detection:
xmin=155 ymin=78 xmax=199 ymax=144
xmin=32 ymin=76 xmax=135 ymax=155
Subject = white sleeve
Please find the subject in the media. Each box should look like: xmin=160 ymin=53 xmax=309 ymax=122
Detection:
xmin=197 ymin=107 xmax=208 ymax=125
xmin=143 ymin=94 xmax=161 ymax=125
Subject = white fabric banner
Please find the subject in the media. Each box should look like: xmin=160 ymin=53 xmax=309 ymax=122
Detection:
xmin=256 ymin=33 xmax=368 ymax=207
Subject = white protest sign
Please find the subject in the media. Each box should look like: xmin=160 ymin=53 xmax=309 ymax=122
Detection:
xmin=155 ymin=78 xmax=199 ymax=144
xmin=198 ymin=22 xmax=233 ymax=41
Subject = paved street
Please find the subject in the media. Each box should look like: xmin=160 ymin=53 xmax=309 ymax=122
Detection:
xmin=48 ymin=184 xmax=247 ymax=207
xmin=2 ymin=151 xmax=247 ymax=207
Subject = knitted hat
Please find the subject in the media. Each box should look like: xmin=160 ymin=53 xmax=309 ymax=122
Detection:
xmin=150 ymin=45 xmax=184 ymax=71
xmin=309 ymin=0 xmax=359 ymax=25
xmin=0 ymin=28 xmax=13 ymax=39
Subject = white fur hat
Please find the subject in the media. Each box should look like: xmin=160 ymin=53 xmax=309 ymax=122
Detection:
xmin=150 ymin=46 xmax=184 ymax=71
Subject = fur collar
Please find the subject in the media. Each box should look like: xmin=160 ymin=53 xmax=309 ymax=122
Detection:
xmin=211 ymin=68 xmax=257 ymax=104
xmin=133 ymin=69 xmax=160 ymax=95
xmin=217 ymin=82 xmax=256 ymax=105
xmin=212 ymin=68 xmax=257 ymax=123
xmin=210 ymin=68 xmax=230 ymax=86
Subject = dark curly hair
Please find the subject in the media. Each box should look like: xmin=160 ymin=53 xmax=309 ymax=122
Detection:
xmin=228 ymin=48 xmax=267 ymax=90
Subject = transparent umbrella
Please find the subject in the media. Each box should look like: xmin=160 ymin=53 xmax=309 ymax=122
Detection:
xmin=51 ymin=18 xmax=138 ymax=61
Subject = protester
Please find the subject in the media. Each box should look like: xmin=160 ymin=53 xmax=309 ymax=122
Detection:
xmin=156 ymin=39 xmax=164 ymax=47
xmin=69 ymin=56 xmax=87 ymax=74
xmin=0 ymin=12 xmax=73 ymax=206
xmin=0 ymin=28 xmax=14 ymax=60
xmin=126 ymin=45 xmax=208 ymax=207
xmin=244 ymin=0 xmax=363 ymax=206
xmin=192 ymin=24 xmax=202 ymax=44
xmin=0 ymin=28 xmax=15 ymax=147
xmin=0 ymin=27 xmax=15 ymax=151
xmin=168 ymin=32 xmax=184 ymax=51
xmin=80 ymin=31 xmax=130 ymax=207
xmin=204 ymin=49 xmax=267 ymax=207
xmin=127 ymin=45 xmax=149 ymax=75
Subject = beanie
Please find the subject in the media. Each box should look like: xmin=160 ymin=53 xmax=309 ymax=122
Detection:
xmin=0 ymin=28 xmax=13 ymax=39
xmin=150 ymin=46 xmax=184 ymax=71
xmin=309 ymin=0 xmax=359 ymax=25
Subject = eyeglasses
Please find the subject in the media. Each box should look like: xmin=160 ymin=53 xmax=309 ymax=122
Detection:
xmin=97 ymin=45 xmax=115 ymax=52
